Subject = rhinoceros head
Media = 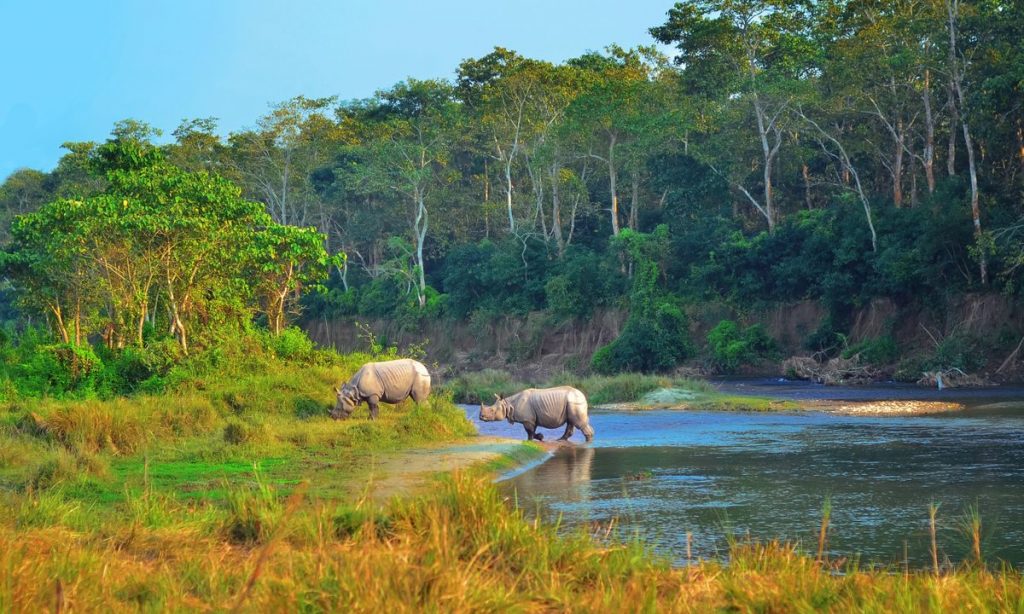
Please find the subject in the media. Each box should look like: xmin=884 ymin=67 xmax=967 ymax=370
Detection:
xmin=479 ymin=394 xmax=511 ymax=422
xmin=330 ymin=384 xmax=358 ymax=420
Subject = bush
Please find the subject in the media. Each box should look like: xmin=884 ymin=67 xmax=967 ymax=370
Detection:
xmin=223 ymin=468 xmax=282 ymax=544
xmin=223 ymin=417 xmax=271 ymax=445
xmin=544 ymin=246 xmax=626 ymax=320
xmin=334 ymin=506 xmax=393 ymax=539
xmin=267 ymin=327 xmax=316 ymax=362
xmin=591 ymin=232 xmax=692 ymax=374
xmin=842 ymin=336 xmax=900 ymax=366
xmin=592 ymin=299 xmax=691 ymax=374
xmin=445 ymin=369 xmax=528 ymax=404
xmin=706 ymin=320 xmax=776 ymax=373
xmin=924 ymin=334 xmax=986 ymax=373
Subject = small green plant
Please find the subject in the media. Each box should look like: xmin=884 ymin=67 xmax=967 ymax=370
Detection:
xmin=706 ymin=320 xmax=776 ymax=373
xmin=334 ymin=506 xmax=393 ymax=539
xmin=842 ymin=336 xmax=899 ymax=366
xmin=222 ymin=466 xmax=282 ymax=544
xmin=223 ymin=417 xmax=270 ymax=445
xmin=266 ymin=327 xmax=316 ymax=361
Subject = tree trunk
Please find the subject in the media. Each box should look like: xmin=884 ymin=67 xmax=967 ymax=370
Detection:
xmin=893 ymin=117 xmax=905 ymax=207
xmin=137 ymin=301 xmax=147 ymax=347
xmin=165 ymin=271 xmax=189 ymax=355
xmin=483 ymin=159 xmax=491 ymax=239
xmin=50 ymin=303 xmax=70 ymax=344
xmin=608 ymin=134 xmax=620 ymax=236
xmin=802 ymin=163 xmax=813 ymax=209
xmin=753 ymin=97 xmax=778 ymax=230
xmin=948 ymin=0 xmax=987 ymax=285
xmin=1017 ymin=118 xmax=1024 ymax=174
xmin=947 ymin=83 xmax=958 ymax=176
xmin=629 ymin=172 xmax=639 ymax=230
xmin=550 ymin=161 xmax=564 ymax=258
xmin=923 ymin=68 xmax=937 ymax=193
xmin=414 ymin=191 xmax=429 ymax=308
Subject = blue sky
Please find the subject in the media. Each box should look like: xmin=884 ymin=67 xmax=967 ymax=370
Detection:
xmin=1 ymin=0 xmax=676 ymax=180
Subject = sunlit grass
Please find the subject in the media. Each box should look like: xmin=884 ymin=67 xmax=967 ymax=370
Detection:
xmin=1 ymin=472 xmax=1021 ymax=612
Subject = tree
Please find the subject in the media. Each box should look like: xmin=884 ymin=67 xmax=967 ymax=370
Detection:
xmin=0 ymin=169 xmax=51 ymax=244
xmin=250 ymin=224 xmax=339 ymax=335
xmin=230 ymin=96 xmax=342 ymax=228
xmin=350 ymin=80 xmax=460 ymax=307
xmin=653 ymin=0 xmax=815 ymax=230
xmin=946 ymin=0 xmax=987 ymax=285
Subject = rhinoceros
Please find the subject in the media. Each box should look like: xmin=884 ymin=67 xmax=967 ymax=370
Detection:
xmin=331 ymin=358 xmax=431 ymax=420
xmin=479 ymin=386 xmax=594 ymax=442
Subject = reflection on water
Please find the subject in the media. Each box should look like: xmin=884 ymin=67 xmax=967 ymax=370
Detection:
xmin=470 ymin=398 xmax=1024 ymax=567
xmin=511 ymin=446 xmax=595 ymax=505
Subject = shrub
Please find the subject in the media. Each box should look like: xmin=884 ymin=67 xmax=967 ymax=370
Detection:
xmin=592 ymin=300 xmax=691 ymax=374
xmin=222 ymin=467 xmax=282 ymax=544
xmin=334 ymin=506 xmax=393 ymax=539
xmin=842 ymin=336 xmax=900 ymax=366
xmin=924 ymin=334 xmax=986 ymax=373
xmin=592 ymin=234 xmax=692 ymax=374
xmin=446 ymin=369 xmax=527 ymax=404
xmin=267 ymin=327 xmax=316 ymax=362
xmin=17 ymin=343 xmax=105 ymax=398
xmin=706 ymin=320 xmax=776 ymax=373
xmin=223 ymin=417 xmax=270 ymax=445
xmin=294 ymin=396 xmax=328 ymax=419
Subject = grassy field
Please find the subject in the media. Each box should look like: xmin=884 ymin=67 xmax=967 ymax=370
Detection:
xmin=3 ymin=469 xmax=1022 ymax=612
xmin=3 ymin=352 xmax=1022 ymax=611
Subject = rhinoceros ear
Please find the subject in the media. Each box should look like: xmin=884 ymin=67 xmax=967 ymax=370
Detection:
xmin=494 ymin=393 xmax=502 ymax=401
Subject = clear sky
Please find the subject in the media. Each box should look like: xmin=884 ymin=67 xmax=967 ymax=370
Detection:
xmin=0 ymin=0 xmax=677 ymax=180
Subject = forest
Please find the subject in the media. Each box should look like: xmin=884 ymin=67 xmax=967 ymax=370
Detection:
xmin=2 ymin=0 xmax=1024 ymax=391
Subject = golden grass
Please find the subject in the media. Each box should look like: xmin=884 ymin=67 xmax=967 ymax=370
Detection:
xmin=1 ymin=473 xmax=1022 ymax=613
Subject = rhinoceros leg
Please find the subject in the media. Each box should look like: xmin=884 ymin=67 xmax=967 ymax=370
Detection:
xmin=558 ymin=424 xmax=574 ymax=441
xmin=580 ymin=423 xmax=594 ymax=443
xmin=367 ymin=394 xmax=380 ymax=420
xmin=523 ymin=423 xmax=544 ymax=441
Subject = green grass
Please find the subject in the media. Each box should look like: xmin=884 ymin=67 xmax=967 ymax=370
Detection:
xmin=445 ymin=368 xmax=793 ymax=411
xmin=0 ymin=341 xmax=476 ymax=507
xmin=2 ymin=470 xmax=1022 ymax=612
xmin=446 ymin=369 xmax=716 ymax=405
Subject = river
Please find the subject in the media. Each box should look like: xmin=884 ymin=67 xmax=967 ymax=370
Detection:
xmin=464 ymin=380 xmax=1024 ymax=568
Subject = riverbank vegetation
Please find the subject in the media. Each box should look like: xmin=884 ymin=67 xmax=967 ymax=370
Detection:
xmin=3 ymin=471 xmax=1022 ymax=612
xmin=446 ymin=369 xmax=709 ymax=405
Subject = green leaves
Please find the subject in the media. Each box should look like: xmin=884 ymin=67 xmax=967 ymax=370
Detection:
xmin=2 ymin=154 xmax=336 ymax=349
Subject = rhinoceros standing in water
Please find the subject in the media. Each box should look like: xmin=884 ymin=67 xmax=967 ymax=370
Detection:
xmin=331 ymin=358 xmax=431 ymax=420
xmin=479 ymin=386 xmax=594 ymax=442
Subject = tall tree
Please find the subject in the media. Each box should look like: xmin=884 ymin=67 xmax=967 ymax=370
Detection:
xmin=351 ymin=80 xmax=460 ymax=307
xmin=653 ymin=0 xmax=814 ymax=230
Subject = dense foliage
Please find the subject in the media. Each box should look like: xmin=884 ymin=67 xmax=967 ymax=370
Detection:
xmin=0 ymin=134 xmax=338 ymax=397
xmin=2 ymin=0 xmax=1023 ymax=375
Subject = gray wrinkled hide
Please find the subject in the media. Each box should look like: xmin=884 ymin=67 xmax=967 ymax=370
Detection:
xmin=333 ymin=359 xmax=431 ymax=419
xmin=491 ymin=386 xmax=594 ymax=442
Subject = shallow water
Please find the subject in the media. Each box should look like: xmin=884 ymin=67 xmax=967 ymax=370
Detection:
xmin=465 ymin=383 xmax=1024 ymax=567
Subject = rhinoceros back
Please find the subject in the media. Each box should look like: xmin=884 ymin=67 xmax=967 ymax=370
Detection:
xmin=370 ymin=359 xmax=430 ymax=403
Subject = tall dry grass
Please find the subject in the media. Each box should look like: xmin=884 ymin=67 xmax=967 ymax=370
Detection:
xmin=2 ymin=473 xmax=1022 ymax=612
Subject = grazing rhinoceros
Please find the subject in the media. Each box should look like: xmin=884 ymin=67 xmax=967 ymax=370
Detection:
xmin=331 ymin=358 xmax=431 ymax=420
xmin=479 ymin=386 xmax=594 ymax=442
